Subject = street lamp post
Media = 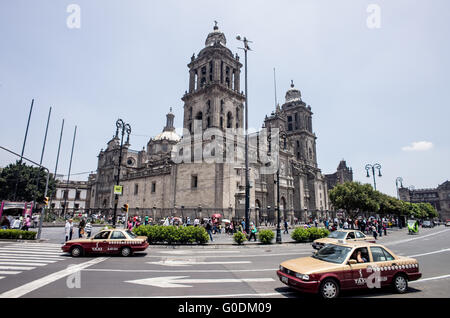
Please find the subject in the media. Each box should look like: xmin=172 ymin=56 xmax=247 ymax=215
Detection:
xmin=365 ymin=163 xmax=382 ymax=190
xmin=236 ymin=34 xmax=252 ymax=234
xmin=112 ymin=119 xmax=131 ymax=228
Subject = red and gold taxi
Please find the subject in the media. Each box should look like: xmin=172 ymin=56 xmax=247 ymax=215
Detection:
xmin=312 ymin=229 xmax=375 ymax=250
xmin=62 ymin=229 xmax=149 ymax=257
xmin=277 ymin=241 xmax=421 ymax=298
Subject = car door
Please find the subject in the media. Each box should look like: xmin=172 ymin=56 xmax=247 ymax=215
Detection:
xmin=89 ymin=230 xmax=111 ymax=254
xmin=355 ymin=231 xmax=367 ymax=242
xmin=369 ymin=246 xmax=396 ymax=286
xmin=108 ymin=230 xmax=128 ymax=253
xmin=349 ymin=247 xmax=373 ymax=289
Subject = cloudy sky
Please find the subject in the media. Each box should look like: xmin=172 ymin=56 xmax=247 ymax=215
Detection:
xmin=0 ymin=0 xmax=449 ymax=197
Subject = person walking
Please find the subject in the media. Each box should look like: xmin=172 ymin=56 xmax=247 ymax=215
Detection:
xmin=372 ymin=224 xmax=378 ymax=240
xmin=21 ymin=215 xmax=31 ymax=231
xmin=65 ymin=219 xmax=73 ymax=242
xmin=283 ymin=219 xmax=289 ymax=234
xmin=78 ymin=218 xmax=86 ymax=238
xmin=85 ymin=221 xmax=92 ymax=238
xmin=249 ymin=223 xmax=257 ymax=241
xmin=206 ymin=221 xmax=213 ymax=242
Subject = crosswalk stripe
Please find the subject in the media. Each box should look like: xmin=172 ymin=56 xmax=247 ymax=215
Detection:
xmin=4 ymin=247 xmax=62 ymax=252
xmin=0 ymin=258 xmax=57 ymax=263
xmin=0 ymin=271 xmax=21 ymax=275
xmin=0 ymin=266 xmax=36 ymax=271
xmin=0 ymin=255 xmax=64 ymax=260
xmin=0 ymin=262 xmax=48 ymax=266
xmin=0 ymin=276 xmax=4 ymax=280
xmin=0 ymin=249 xmax=64 ymax=256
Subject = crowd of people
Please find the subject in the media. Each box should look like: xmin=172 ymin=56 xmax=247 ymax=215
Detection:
xmin=0 ymin=214 xmax=40 ymax=231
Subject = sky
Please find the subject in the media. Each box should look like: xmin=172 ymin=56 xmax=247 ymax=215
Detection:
xmin=0 ymin=0 xmax=449 ymax=197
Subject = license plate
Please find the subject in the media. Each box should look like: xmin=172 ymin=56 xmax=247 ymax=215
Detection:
xmin=281 ymin=276 xmax=289 ymax=284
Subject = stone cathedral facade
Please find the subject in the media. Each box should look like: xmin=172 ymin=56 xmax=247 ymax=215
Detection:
xmin=87 ymin=24 xmax=332 ymax=224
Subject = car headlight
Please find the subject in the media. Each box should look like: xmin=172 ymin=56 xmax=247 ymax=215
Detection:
xmin=295 ymin=273 xmax=310 ymax=281
xmin=279 ymin=265 xmax=284 ymax=271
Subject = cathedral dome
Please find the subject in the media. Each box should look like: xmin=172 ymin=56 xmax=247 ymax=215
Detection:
xmin=285 ymin=81 xmax=302 ymax=103
xmin=153 ymin=131 xmax=180 ymax=142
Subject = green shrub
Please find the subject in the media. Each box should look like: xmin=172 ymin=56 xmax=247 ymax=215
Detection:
xmin=233 ymin=231 xmax=247 ymax=245
xmin=318 ymin=228 xmax=330 ymax=238
xmin=308 ymin=227 xmax=322 ymax=240
xmin=258 ymin=229 xmax=275 ymax=244
xmin=291 ymin=227 xmax=311 ymax=242
xmin=133 ymin=225 xmax=209 ymax=244
xmin=0 ymin=229 xmax=37 ymax=240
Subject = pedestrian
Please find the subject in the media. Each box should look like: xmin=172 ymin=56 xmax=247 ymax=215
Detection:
xmin=372 ymin=224 xmax=378 ymax=240
xmin=65 ymin=219 xmax=73 ymax=242
xmin=145 ymin=215 xmax=149 ymax=225
xmin=32 ymin=214 xmax=38 ymax=228
xmin=1 ymin=216 xmax=10 ymax=229
xmin=249 ymin=223 xmax=257 ymax=241
xmin=383 ymin=222 xmax=387 ymax=236
xmin=283 ymin=219 xmax=289 ymax=234
xmin=21 ymin=215 xmax=31 ymax=231
xmin=85 ymin=221 xmax=92 ymax=238
xmin=206 ymin=221 xmax=213 ymax=241
xmin=78 ymin=218 xmax=86 ymax=238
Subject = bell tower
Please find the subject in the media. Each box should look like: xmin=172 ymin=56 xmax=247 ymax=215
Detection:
xmin=182 ymin=23 xmax=246 ymax=134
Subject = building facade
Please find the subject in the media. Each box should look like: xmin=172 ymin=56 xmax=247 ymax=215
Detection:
xmin=324 ymin=160 xmax=353 ymax=190
xmin=51 ymin=180 xmax=89 ymax=213
xmin=88 ymin=24 xmax=332 ymax=224
xmin=398 ymin=181 xmax=450 ymax=221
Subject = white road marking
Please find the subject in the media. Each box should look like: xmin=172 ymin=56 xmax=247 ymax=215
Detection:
xmin=73 ymin=291 xmax=298 ymax=298
xmin=125 ymin=276 xmax=275 ymax=288
xmin=0 ymin=276 xmax=4 ymax=280
xmin=146 ymin=251 xmax=312 ymax=259
xmin=0 ymin=271 xmax=21 ymax=275
xmin=0 ymin=257 xmax=109 ymax=298
xmin=0 ymin=249 xmax=63 ymax=255
xmin=156 ymin=250 xmax=239 ymax=255
xmin=0 ymin=255 xmax=64 ymax=260
xmin=147 ymin=260 xmax=252 ymax=267
xmin=0 ymin=266 xmax=36 ymax=271
xmin=385 ymin=229 xmax=450 ymax=246
xmin=410 ymin=274 xmax=450 ymax=284
xmin=0 ymin=262 xmax=49 ymax=266
xmin=407 ymin=248 xmax=450 ymax=258
xmin=84 ymin=268 xmax=277 ymax=273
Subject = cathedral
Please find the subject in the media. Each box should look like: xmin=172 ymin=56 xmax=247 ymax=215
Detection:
xmin=87 ymin=24 xmax=347 ymax=225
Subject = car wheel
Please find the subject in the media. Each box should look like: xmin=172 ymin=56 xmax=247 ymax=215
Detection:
xmin=121 ymin=246 xmax=132 ymax=257
xmin=319 ymin=278 xmax=339 ymax=299
xmin=393 ymin=274 xmax=408 ymax=294
xmin=70 ymin=246 xmax=83 ymax=257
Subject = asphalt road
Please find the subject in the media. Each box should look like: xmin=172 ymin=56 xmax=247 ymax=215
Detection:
xmin=0 ymin=226 xmax=449 ymax=298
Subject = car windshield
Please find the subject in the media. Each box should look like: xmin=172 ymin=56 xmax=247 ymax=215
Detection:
xmin=423 ymin=221 xmax=430 ymax=225
xmin=328 ymin=231 xmax=347 ymax=239
xmin=126 ymin=230 xmax=137 ymax=239
xmin=408 ymin=220 xmax=416 ymax=226
xmin=312 ymin=244 xmax=352 ymax=264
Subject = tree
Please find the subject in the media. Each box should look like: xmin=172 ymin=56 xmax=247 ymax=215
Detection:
xmin=329 ymin=181 xmax=380 ymax=219
xmin=0 ymin=161 xmax=56 ymax=204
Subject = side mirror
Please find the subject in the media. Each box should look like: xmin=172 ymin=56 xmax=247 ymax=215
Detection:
xmin=348 ymin=259 xmax=357 ymax=265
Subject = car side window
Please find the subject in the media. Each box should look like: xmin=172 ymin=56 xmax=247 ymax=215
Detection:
xmin=93 ymin=231 xmax=110 ymax=240
xmin=371 ymin=247 xmax=388 ymax=262
xmin=381 ymin=248 xmax=395 ymax=261
xmin=355 ymin=231 xmax=365 ymax=239
xmin=347 ymin=232 xmax=355 ymax=239
xmin=110 ymin=231 xmax=127 ymax=240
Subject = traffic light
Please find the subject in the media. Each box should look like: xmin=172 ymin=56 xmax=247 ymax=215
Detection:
xmin=122 ymin=203 xmax=129 ymax=212
xmin=44 ymin=197 xmax=49 ymax=206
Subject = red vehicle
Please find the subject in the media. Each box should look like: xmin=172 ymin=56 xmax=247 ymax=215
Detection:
xmin=277 ymin=241 xmax=421 ymax=298
xmin=62 ymin=229 xmax=149 ymax=257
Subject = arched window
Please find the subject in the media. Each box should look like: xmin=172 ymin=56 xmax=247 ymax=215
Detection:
xmin=226 ymin=112 xmax=233 ymax=128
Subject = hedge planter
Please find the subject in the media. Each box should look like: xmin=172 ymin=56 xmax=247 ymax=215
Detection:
xmin=0 ymin=230 xmax=37 ymax=240
xmin=291 ymin=227 xmax=329 ymax=243
xmin=233 ymin=232 xmax=247 ymax=245
xmin=132 ymin=225 xmax=209 ymax=244
xmin=258 ymin=229 xmax=275 ymax=244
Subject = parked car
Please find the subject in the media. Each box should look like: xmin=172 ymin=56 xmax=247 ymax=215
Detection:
xmin=422 ymin=220 xmax=434 ymax=228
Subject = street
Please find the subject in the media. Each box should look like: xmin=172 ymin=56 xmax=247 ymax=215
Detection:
xmin=0 ymin=226 xmax=449 ymax=298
